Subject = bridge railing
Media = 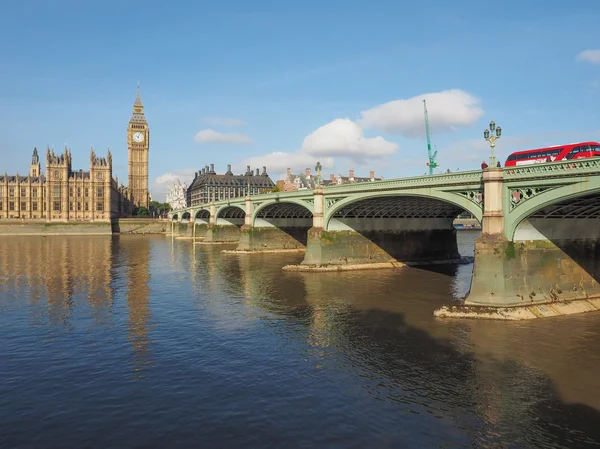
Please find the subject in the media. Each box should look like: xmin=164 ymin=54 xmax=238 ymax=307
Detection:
xmin=503 ymin=157 xmax=600 ymax=178
xmin=322 ymin=169 xmax=484 ymax=192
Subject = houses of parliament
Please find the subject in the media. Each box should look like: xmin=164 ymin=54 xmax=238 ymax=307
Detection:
xmin=0 ymin=87 xmax=150 ymax=221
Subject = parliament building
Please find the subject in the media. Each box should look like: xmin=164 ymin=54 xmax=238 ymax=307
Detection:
xmin=0 ymin=87 xmax=150 ymax=221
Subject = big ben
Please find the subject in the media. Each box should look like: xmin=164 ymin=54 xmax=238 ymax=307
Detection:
xmin=127 ymin=83 xmax=150 ymax=209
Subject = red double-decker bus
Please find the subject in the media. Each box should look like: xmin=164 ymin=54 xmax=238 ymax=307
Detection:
xmin=505 ymin=141 xmax=600 ymax=167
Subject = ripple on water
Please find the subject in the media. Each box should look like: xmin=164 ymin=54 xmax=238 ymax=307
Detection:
xmin=0 ymin=234 xmax=599 ymax=448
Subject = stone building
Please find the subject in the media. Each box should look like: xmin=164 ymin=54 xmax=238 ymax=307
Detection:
xmin=166 ymin=179 xmax=188 ymax=210
xmin=0 ymin=87 xmax=148 ymax=221
xmin=283 ymin=168 xmax=382 ymax=191
xmin=186 ymin=164 xmax=275 ymax=206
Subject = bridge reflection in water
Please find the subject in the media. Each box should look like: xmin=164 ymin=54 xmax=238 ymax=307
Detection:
xmin=1 ymin=235 xmax=600 ymax=447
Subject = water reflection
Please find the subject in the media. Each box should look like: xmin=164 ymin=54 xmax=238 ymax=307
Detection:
xmin=1 ymin=235 xmax=600 ymax=448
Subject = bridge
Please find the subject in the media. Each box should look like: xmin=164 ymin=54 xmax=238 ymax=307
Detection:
xmin=169 ymin=158 xmax=600 ymax=312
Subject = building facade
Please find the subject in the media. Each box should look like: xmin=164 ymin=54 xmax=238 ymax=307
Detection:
xmin=283 ymin=168 xmax=383 ymax=191
xmin=187 ymin=164 xmax=275 ymax=206
xmin=0 ymin=87 xmax=147 ymax=221
xmin=166 ymin=179 xmax=188 ymax=210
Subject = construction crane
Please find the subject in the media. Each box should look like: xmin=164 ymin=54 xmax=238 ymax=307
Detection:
xmin=423 ymin=99 xmax=439 ymax=175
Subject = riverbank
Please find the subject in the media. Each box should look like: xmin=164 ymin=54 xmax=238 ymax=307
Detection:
xmin=0 ymin=218 xmax=169 ymax=235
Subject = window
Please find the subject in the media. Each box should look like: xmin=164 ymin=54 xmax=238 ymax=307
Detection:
xmin=85 ymin=202 xmax=89 ymax=211
xmin=53 ymin=186 xmax=60 ymax=198
xmin=84 ymin=188 xmax=89 ymax=197
xmin=9 ymin=187 xmax=14 ymax=197
xmin=77 ymin=202 xmax=81 ymax=211
xmin=70 ymin=187 xmax=74 ymax=196
xmin=21 ymin=202 xmax=26 ymax=211
xmin=32 ymin=202 xmax=38 ymax=211
xmin=69 ymin=202 xmax=74 ymax=211
xmin=20 ymin=187 xmax=26 ymax=197
xmin=77 ymin=187 xmax=81 ymax=197
xmin=96 ymin=202 xmax=103 ymax=211
xmin=0 ymin=186 xmax=2 ymax=196
xmin=9 ymin=202 xmax=15 ymax=211
xmin=97 ymin=187 xmax=103 ymax=198
xmin=53 ymin=201 xmax=60 ymax=211
xmin=0 ymin=202 xmax=2 ymax=211
xmin=32 ymin=188 xmax=37 ymax=198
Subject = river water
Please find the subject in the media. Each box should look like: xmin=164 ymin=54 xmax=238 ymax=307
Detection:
xmin=1 ymin=232 xmax=600 ymax=448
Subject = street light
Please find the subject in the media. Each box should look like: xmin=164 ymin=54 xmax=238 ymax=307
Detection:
xmin=483 ymin=120 xmax=502 ymax=166
xmin=315 ymin=161 xmax=322 ymax=186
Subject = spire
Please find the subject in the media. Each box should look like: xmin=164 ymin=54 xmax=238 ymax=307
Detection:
xmin=134 ymin=81 xmax=143 ymax=107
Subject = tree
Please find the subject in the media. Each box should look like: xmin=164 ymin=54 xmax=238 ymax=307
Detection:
xmin=133 ymin=206 xmax=150 ymax=216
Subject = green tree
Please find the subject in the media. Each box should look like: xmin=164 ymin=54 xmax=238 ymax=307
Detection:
xmin=133 ymin=206 xmax=150 ymax=216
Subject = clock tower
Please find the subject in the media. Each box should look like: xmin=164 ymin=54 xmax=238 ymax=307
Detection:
xmin=127 ymin=83 xmax=150 ymax=209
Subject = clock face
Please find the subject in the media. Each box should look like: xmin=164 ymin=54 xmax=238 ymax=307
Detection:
xmin=133 ymin=132 xmax=144 ymax=143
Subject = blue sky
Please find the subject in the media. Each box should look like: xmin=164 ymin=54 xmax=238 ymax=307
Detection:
xmin=1 ymin=0 xmax=600 ymax=200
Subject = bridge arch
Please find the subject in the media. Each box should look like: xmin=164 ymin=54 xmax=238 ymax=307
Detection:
xmin=194 ymin=209 xmax=210 ymax=223
xmin=216 ymin=205 xmax=246 ymax=219
xmin=171 ymin=213 xmax=179 ymax=222
xmin=181 ymin=211 xmax=191 ymax=222
xmin=505 ymin=178 xmax=600 ymax=240
xmin=324 ymin=190 xmax=482 ymax=230
xmin=252 ymin=199 xmax=313 ymax=227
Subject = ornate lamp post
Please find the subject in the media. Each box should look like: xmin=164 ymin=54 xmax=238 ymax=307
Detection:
xmin=315 ymin=161 xmax=322 ymax=186
xmin=483 ymin=120 xmax=502 ymax=167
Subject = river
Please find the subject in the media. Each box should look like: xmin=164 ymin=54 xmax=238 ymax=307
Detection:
xmin=1 ymin=232 xmax=599 ymax=448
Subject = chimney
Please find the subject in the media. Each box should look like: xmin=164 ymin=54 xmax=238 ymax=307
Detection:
xmin=246 ymin=165 xmax=251 ymax=175
xmin=370 ymin=170 xmax=375 ymax=181
xmin=305 ymin=168 xmax=311 ymax=177
xmin=255 ymin=168 xmax=259 ymax=176
xmin=210 ymin=163 xmax=215 ymax=173
xmin=262 ymin=166 xmax=267 ymax=175
xmin=227 ymin=164 xmax=232 ymax=174
xmin=286 ymin=168 xmax=291 ymax=178
xmin=349 ymin=169 xmax=355 ymax=179
xmin=330 ymin=174 xmax=336 ymax=182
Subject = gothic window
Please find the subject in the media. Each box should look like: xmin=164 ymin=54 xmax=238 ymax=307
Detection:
xmin=0 ymin=201 xmax=2 ymax=211
xmin=53 ymin=186 xmax=60 ymax=198
xmin=20 ymin=202 xmax=26 ymax=211
xmin=97 ymin=187 xmax=103 ymax=198
xmin=32 ymin=169 xmax=37 ymax=177
xmin=77 ymin=202 xmax=81 ymax=211
xmin=69 ymin=202 xmax=74 ymax=211
xmin=85 ymin=188 xmax=89 ymax=197
xmin=32 ymin=202 xmax=38 ymax=211
xmin=9 ymin=202 xmax=15 ymax=211
xmin=70 ymin=187 xmax=74 ymax=196
xmin=54 ymin=170 xmax=59 ymax=179
xmin=9 ymin=187 xmax=14 ymax=197
xmin=85 ymin=202 xmax=89 ymax=211
xmin=53 ymin=201 xmax=60 ymax=212
xmin=97 ymin=172 xmax=102 ymax=180
xmin=20 ymin=187 xmax=26 ymax=197
xmin=96 ymin=202 xmax=103 ymax=211
xmin=32 ymin=188 xmax=37 ymax=198
xmin=0 ymin=187 xmax=2 ymax=196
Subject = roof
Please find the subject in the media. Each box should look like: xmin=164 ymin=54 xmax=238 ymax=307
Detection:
xmin=188 ymin=172 xmax=275 ymax=191
xmin=0 ymin=175 xmax=45 ymax=183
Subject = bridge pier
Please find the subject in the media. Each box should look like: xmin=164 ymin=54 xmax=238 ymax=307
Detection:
xmin=465 ymin=236 xmax=600 ymax=308
xmin=300 ymin=226 xmax=461 ymax=268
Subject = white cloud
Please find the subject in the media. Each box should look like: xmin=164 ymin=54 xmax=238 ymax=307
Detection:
xmin=357 ymin=89 xmax=484 ymax=138
xmin=302 ymin=118 xmax=398 ymax=160
xmin=577 ymin=49 xmax=600 ymax=64
xmin=238 ymin=152 xmax=335 ymax=179
xmin=151 ymin=169 xmax=196 ymax=201
xmin=194 ymin=129 xmax=253 ymax=144
xmin=202 ymin=117 xmax=246 ymax=127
